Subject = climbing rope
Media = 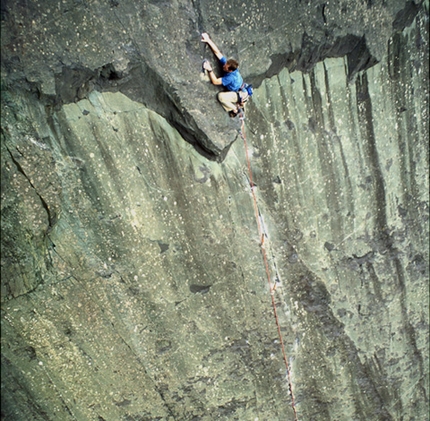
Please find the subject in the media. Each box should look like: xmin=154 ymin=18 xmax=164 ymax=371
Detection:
xmin=238 ymin=110 xmax=298 ymax=421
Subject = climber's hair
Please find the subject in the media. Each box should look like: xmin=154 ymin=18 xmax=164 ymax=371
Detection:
xmin=226 ymin=59 xmax=239 ymax=71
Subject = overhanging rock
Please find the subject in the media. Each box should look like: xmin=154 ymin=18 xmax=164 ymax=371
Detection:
xmin=1 ymin=0 xmax=421 ymax=160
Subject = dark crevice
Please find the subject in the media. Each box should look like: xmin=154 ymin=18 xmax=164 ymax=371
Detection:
xmin=169 ymin=119 xmax=218 ymax=161
xmin=347 ymin=36 xmax=379 ymax=81
xmin=249 ymin=33 xmax=379 ymax=89
xmin=355 ymin=72 xmax=388 ymax=239
xmin=189 ymin=284 xmax=212 ymax=294
xmin=392 ymin=0 xmax=422 ymax=32
xmin=323 ymin=61 xmax=335 ymax=130
xmin=321 ymin=3 xmax=327 ymax=24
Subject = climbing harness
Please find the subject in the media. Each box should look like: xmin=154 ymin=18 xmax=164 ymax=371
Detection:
xmin=234 ymin=83 xmax=253 ymax=110
xmin=237 ymin=82 xmax=253 ymax=106
xmin=238 ymin=110 xmax=299 ymax=421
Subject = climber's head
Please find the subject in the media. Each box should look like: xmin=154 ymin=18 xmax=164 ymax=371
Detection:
xmin=223 ymin=59 xmax=239 ymax=73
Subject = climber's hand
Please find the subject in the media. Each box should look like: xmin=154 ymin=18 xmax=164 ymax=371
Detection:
xmin=203 ymin=60 xmax=212 ymax=71
xmin=201 ymin=32 xmax=210 ymax=43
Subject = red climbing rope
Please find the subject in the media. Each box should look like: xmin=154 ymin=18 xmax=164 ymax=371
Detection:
xmin=238 ymin=111 xmax=298 ymax=421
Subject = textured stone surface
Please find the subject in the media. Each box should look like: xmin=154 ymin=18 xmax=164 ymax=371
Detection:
xmin=1 ymin=1 xmax=429 ymax=420
xmin=0 ymin=0 xmax=421 ymax=159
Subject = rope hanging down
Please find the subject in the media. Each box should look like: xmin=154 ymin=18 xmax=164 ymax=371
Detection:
xmin=238 ymin=110 xmax=298 ymax=421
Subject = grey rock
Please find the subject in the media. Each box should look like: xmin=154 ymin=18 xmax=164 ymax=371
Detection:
xmin=1 ymin=1 xmax=428 ymax=421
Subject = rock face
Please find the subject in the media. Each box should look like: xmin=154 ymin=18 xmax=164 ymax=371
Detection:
xmin=1 ymin=1 xmax=428 ymax=420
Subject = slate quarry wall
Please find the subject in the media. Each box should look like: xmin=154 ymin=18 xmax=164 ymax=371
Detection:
xmin=1 ymin=1 xmax=428 ymax=420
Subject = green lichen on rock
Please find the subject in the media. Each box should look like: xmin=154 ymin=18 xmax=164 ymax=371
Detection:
xmin=1 ymin=0 xmax=428 ymax=420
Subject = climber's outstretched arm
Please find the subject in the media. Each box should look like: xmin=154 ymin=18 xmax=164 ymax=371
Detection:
xmin=201 ymin=33 xmax=223 ymax=61
xmin=201 ymin=33 xmax=223 ymax=85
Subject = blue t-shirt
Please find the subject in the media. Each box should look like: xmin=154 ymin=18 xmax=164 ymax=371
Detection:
xmin=220 ymin=56 xmax=243 ymax=92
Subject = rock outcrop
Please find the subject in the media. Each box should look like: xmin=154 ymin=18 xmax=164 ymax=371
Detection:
xmin=1 ymin=1 xmax=428 ymax=420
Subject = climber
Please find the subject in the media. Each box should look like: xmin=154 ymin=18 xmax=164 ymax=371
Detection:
xmin=201 ymin=32 xmax=247 ymax=118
